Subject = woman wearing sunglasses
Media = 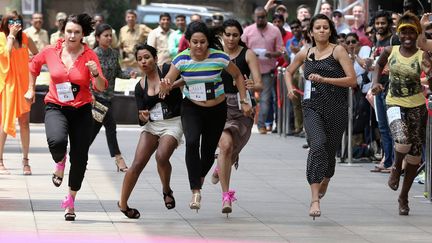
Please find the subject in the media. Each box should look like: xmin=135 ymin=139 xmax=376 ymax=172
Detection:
xmin=345 ymin=33 xmax=372 ymax=91
xmin=0 ymin=11 xmax=38 ymax=175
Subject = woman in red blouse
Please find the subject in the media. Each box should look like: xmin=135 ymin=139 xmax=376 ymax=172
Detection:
xmin=26 ymin=13 xmax=107 ymax=221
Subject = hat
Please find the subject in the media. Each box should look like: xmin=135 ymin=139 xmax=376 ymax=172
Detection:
xmin=276 ymin=5 xmax=287 ymax=12
xmin=332 ymin=9 xmax=344 ymax=16
xmin=56 ymin=12 xmax=67 ymax=21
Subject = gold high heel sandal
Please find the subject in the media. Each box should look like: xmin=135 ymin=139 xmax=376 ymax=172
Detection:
xmin=309 ymin=200 xmax=321 ymax=220
xmin=22 ymin=158 xmax=32 ymax=176
xmin=115 ymin=156 xmax=128 ymax=172
xmin=189 ymin=192 xmax=201 ymax=212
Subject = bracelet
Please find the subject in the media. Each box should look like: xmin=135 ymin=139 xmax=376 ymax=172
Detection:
xmin=7 ymin=35 xmax=15 ymax=40
xmin=92 ymin=72 xmax=99 ymax=78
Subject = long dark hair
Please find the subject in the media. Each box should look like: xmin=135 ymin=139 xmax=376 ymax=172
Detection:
xmin=94 ymin=23 xmax=112 ymax=48
xmin=222 ymin=19 xmax=246 ymax=47
xmin=185 ymin=21 xmax=222 ymax=50
xmin=61 ymin=13 xmax=94 ymax=40
xmin=134 ymin=43 xmax=157 ymax=60
xmin=0 ymin=11 xmax=23 ymax=46
xmin=308 ymin=14 xmax=338 ymax=46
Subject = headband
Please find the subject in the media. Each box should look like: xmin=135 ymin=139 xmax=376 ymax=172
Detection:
xmin=397 ymin=23 xmax=419 ymax=34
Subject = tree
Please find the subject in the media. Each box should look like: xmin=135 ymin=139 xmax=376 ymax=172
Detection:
xmin=97 ymin=0 xmax=129 ymax=32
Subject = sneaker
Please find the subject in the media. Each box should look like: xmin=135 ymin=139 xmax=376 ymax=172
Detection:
xmin=258 ymin=127 xmax=267 ymax=134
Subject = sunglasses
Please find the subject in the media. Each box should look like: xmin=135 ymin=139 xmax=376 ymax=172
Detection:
xmin=346 ymin=40 xmax=358 ymax=45
xmin=333 ymin=13 xmax=342 ymax=18
xmin=256 ymin=15 xmax=267 ymax=19
xmin=8 ymin=19 xmax=22 ymax=25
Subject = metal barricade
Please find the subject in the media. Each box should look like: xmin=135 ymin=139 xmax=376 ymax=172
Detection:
xmin=426 ymin=99 xmax=432 ymax=201
xmin=340 ymin=87 xmax=355 ymax=165
xmin=276 ymin=67 xmax=292 ymax=137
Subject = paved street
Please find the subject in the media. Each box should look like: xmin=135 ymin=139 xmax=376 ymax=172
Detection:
xmin=1 ymin=124 xmax=432 ymax=243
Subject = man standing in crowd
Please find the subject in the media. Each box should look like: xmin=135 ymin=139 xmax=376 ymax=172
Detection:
xmin=147 ymin=13 xmax=174 ymax=66
xmin=50 ymin=12 xmax=67 ymax=45
xmin=178 ymin=13 xmax=201 ymax=53
xmin=119 ymin=9 xmax=152 ymax=71
xmin=296 ymin=4 xmax=312 ymax=22
xmin=168 ymin=14 xmax=186 ymax=59
xmin=285 ymin=19 xmax=304 ymax=136
xmin=24 ymin=12 xmax=48 ymax=52
xmin=84 ymin=13 xmax=118 ymax=49
xmin=351 ymin=4 xmax=372 ymax=46
xmin=242 ymin=7 xmax=283 ymax=134
xmin=332 ymin=9 xmax=350 ymax=34
xmin=369 ymin=10 xmax=399 ymax=172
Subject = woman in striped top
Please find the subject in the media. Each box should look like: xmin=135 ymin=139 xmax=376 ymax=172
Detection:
xmin=161 ymin=21 xmax=252 ymax=212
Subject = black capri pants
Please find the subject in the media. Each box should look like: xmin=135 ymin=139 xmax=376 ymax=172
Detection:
xmin=181 ymin=98 xmax=227 ymax=190
xmin=44 ymin=103 xmax=93 ymax=191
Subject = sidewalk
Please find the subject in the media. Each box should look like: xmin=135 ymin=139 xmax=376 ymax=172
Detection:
xmin=0 ymin=124 xmax=432 ymax=243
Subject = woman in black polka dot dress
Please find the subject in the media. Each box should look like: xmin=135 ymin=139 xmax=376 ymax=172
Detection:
xmin=284 ymin=14 xmax=356 ymax=219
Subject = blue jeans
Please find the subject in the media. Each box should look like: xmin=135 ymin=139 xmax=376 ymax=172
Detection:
xmin=258 ymin=72 xmax=275 ymax=129
xmin=375 ymin=92 xmax=394 ymax=167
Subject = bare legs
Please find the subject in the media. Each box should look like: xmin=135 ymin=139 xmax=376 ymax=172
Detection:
xmin=0 ymin=112 xmax=30 ymax=174
xmin=119 ymin=132 xmax=177 ymax=211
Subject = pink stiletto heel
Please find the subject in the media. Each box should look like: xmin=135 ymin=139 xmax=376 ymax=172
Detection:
xmin=61 ymin=194 xmax=76 ymax=221
xmin=222 ymin=190 xmax=237 ymax=217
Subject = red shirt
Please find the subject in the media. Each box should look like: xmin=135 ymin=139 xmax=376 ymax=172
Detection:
xmin=30 ymin=39 xmax=107 ymax=108
xmin=178 ymin=34 xmax=189 ymax=53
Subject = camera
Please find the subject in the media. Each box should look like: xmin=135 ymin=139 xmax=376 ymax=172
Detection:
xmin=275 ymin=0 xmax=283 ymax=5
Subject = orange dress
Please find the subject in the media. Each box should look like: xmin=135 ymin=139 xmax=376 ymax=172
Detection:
xmin=0 ymin=32 xmax=31 ymax=137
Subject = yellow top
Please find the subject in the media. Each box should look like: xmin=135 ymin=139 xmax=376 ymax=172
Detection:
xmin=386 ymin=45 xmax=425 ymax=108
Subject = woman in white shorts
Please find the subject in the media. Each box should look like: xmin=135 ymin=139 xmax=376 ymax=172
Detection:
xmin=118 ymin=43 xmax=182 ymax=218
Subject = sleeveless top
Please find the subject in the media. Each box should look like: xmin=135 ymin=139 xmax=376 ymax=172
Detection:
xmin=221 ymin=47 xmax=250 ymax=94
xmin=386 ymin=45 xmax=424 ymax=108
xmin=302 ymin=46 xmax=348 ymax=108
xmin=134 ymin=64 xmax=182 ymax=125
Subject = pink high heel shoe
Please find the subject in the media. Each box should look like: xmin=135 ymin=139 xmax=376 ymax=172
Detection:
xmin=222 ymin=190 xmax=237 ymax=217
xmin=211 ymin=166 xmax=219 ymax=184
xmin=61 ymin=194 xmax=76 ymax=221
xmin=52 ymin=155 xmax=67 ymax=187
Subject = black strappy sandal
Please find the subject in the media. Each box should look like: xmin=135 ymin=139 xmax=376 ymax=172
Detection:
xmin=117 ymin=202 xmax=140 ymax=219
xmin=52 ymin=174 xmax=63 ymax=187
xmin=64 ymin=212 xmax=76 ymax=221
xmin=163 ymin=190 xmax=176 ymax=210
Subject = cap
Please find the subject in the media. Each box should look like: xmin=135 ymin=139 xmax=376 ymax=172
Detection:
xmin=56 ymin=12 xmax=67 ymax=21
xmin=332 ymin=9 xmax=344 ymax=15
xmin=276 ymin=5 xmax=287 ymax=12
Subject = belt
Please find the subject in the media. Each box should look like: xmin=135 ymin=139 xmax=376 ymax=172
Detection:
xmin=47 ymin=102 xmax=79 ymax=110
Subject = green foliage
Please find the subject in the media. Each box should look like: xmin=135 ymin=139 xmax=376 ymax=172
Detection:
xmin=97 ymin=0 xmax=129 ymax=32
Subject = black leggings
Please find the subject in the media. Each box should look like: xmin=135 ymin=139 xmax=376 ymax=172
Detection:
xmin=44 ymin=103 xmax=93 ymax=191
xmin=181 ymin=98 xmax=227 ymax=190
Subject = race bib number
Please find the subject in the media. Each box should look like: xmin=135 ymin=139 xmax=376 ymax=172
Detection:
xmin=149 ymin=102 xmax=164 ymax=121
xmin=237 ymin=91 xmax=252 ymax=110
xmin=189 ymin=83 xmax=208 ymax=101
xmin=56 ymin=82 xmax=74 ymax=102
xmin=387 ymin=107 xmax=402 ymax=125
xmin=304 ymin=80 xmax=311 ymax=100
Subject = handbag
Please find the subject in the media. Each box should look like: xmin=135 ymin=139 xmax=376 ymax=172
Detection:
xmin=92 ymin=101 xmax=108 ymax=123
